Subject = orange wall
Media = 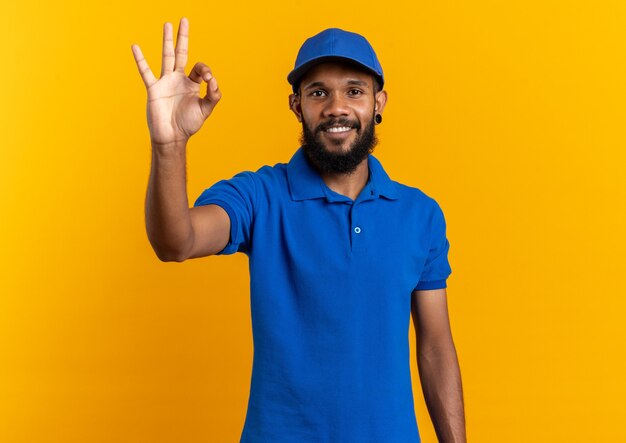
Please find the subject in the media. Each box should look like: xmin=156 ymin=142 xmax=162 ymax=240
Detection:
xmin=1 ymin=1 xmax=625 ymax=441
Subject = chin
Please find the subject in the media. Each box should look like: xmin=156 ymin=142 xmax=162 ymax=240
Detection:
xmin=321 ymin=136 xmax=355 ymax=151
xmin=323 ymin=144 xmax=354 ymax=156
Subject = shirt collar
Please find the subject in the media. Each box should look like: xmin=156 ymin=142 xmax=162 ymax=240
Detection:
xmin=286 ymin=147 xmax=399 ymax=202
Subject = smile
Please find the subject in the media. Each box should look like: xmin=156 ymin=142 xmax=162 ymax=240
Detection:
xmin=325 ymin=126 xmax=353 ymax=133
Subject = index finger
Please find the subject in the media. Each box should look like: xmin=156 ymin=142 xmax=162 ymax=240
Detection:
xmin=131 ymin=44 xmax=157 ymax=89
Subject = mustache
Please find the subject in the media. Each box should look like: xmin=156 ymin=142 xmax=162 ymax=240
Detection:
xmin=316 ymin=118 xmax=361 ymax=132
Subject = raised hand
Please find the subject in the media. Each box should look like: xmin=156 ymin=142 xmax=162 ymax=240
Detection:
xmin=131 ymin=17 xmax=221 ymax=147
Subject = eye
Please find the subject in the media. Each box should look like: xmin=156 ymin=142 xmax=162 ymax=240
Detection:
xmin=310 ymin=90 xmax=326 ymax=97
xmin=348 ymin=89 xmax=363 ymax=96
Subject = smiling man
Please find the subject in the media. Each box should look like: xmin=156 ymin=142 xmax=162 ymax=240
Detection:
xmin=133 ymin=19 xmax=466 ymax=443
xmin=295 ymin=62 xmax=384 ymax=179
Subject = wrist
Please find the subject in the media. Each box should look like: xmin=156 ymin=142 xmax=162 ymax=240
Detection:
xmin=151 ymin=138 xmax=188 ymax=153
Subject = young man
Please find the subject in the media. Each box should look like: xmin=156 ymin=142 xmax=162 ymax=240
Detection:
xmin=132 ymin=18 xmax=466 ymax=443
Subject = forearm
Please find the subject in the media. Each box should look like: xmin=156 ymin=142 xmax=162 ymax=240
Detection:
xmin=145 ymin=141 xmax=194 ymax=261
xmin=417 ymin=339 xmax=466 ymax=443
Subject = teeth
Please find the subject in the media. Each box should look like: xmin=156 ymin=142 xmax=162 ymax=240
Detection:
xmin=326 ymin=126 xmax=352 ymax=133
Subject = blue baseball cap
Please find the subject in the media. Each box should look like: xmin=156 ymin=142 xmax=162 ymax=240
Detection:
xmin=287 ymin=28 xmax=384 ymax=93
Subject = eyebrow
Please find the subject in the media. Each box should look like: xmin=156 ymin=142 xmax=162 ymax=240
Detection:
xmin=302 ymin=79 xmax=370 ymax=90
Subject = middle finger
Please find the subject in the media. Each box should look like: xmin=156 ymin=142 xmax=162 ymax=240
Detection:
xmin=173 ymin=17 xmax=189 ymax=72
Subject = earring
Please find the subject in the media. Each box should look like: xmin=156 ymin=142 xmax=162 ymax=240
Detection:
xmin=375 ymin=114 xmax=382 ymax=124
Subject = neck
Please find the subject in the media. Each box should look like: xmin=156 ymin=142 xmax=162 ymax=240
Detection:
xmin=318 ymin=157 xmax=370 ymax=201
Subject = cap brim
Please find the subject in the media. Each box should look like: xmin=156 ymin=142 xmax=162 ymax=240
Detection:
xmin=287 ymin=56 xmax=383 ymax=91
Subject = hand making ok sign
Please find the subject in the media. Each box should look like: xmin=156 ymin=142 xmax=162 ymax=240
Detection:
xmin=131 ymin=17 xmax=221 ymax=147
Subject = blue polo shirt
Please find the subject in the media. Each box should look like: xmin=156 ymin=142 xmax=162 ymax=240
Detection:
xmin=194 ymin=147 xmax=452 ymax=443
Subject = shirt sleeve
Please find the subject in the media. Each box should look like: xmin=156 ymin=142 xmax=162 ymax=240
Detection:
xmin=414 ymin=200 xmax=452 ymax=291
xmin=192 ymin=171 xmax=257 ymax=256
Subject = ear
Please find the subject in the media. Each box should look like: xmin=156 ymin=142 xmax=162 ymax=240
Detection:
xmin=374 ymin=89 xmax=388 ymax=115
xmin=289 ymin=93 xmax=302 ymax=122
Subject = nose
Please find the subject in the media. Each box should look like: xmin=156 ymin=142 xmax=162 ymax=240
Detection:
xmin=322 ymin=92 xmax=350 ymax=118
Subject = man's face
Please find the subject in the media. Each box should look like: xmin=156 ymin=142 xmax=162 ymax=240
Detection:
xmin=290 ymin=62 xmax=387 ymax=174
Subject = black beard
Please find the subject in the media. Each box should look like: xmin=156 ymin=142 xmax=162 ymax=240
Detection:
xmin=300 ymin=114 xmax=378 ymax=175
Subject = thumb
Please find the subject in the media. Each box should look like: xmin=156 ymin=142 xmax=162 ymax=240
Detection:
xmin=201 ymin=77 xmax=222 ymax=117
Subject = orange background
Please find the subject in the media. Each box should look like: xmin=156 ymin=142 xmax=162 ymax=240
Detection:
xmin=1 ymin=1 xmax=625 ymax=441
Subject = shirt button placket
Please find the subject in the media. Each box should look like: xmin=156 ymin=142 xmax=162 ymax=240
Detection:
xmin=350 ymin=204 xmax=365 ymax=253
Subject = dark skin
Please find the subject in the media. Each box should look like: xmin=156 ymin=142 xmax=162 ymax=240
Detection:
xmin=288 ymin=62 xmax=387 ymax=200
xmin=134 ymin=17 xmax=466 ymax=442
xmin=411 ymin=288 xmax=467 ymax=442
xmin=290 ymin=62 xmax=467 ymax=443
